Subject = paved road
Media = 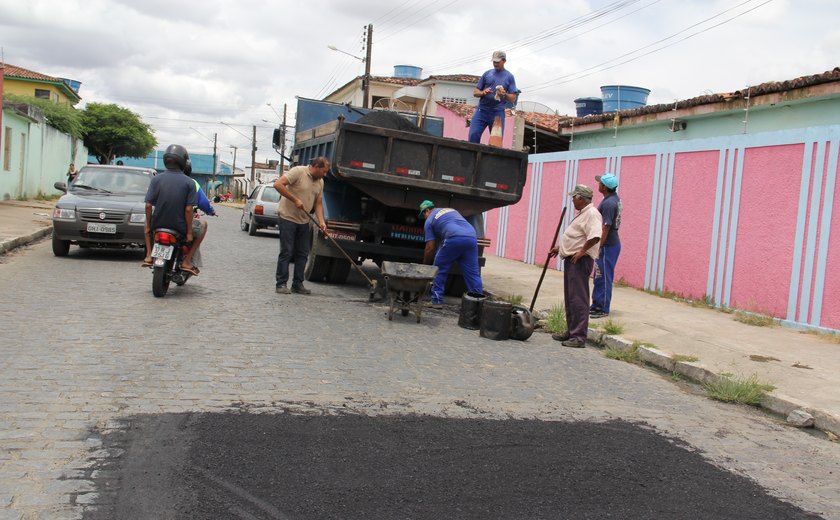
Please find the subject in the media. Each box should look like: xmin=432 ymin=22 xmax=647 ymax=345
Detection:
xmin=1 ymin=206 xmax=838 ymax=519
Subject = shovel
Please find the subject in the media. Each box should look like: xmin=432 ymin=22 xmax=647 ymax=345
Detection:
xmin=303 ymin=210 xmax=378 ymax=298
xmin=529 ymin=206 xmax=567 ymax=313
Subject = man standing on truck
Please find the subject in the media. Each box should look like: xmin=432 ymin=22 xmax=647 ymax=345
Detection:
xmin=468 ymin=50 xmax=518 ymax=144
xmin=273 ymin=157 xmax=329 ymax=295
xmin=420 ymin=200 xmax=484 ymax=309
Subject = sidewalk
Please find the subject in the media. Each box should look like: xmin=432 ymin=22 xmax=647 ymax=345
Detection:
xmin=482 ymin=255 xmax=840 ymax=438
xmin=2 ymin=199 xmax=839 ymax=438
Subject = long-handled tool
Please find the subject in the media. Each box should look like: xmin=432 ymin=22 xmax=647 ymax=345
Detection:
xmin=529 ymin=206 xmax=567 ymax=313
xmin=303 ymin=211 xmax=378 ymax=296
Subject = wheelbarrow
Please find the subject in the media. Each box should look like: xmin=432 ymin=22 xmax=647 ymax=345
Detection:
xmin=381 ymin=261 xmax=439 ymax=323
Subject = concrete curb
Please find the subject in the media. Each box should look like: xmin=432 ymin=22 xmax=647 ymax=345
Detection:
xmin=585 ymin=328 xmax=840 ymax=438
xmin=0 ymin=225 xmax=52 ymax=256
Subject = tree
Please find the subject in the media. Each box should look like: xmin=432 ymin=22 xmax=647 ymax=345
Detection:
xmin=2 ymin=94 xmax=84 ymax=138
xmin=80 ymin=103 xmax=157 ymax=164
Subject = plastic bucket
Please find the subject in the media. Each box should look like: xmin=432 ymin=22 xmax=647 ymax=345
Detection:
xmin=479 ymin=300 xmax=513 ymax=341
xmin=600 ymin=85 xmax=650 ymax=112
xmin=458 ymin=292 xmax=486 ymax=330
xmin=574 ymin=97 xmax=603 ymax=117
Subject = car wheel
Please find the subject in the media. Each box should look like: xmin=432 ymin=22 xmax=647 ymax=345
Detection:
xmin=52 ymin=234 xmax=70 ymax=257
xmin=248 ymin=214 xmax=258 ymax=236
xmin=240 ymin=212 xmax=249 ymax=232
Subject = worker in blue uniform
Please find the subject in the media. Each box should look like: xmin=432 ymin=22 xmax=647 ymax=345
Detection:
xmin=419 ymin=200 xmax=484 ymax=308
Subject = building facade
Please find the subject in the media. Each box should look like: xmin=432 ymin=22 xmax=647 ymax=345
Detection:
xmin=487 ymin=68 xmax=840 ymax=333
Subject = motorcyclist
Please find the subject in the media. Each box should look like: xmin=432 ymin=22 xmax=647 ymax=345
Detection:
xmin=142 ymin=144 xmax=200 ymax=274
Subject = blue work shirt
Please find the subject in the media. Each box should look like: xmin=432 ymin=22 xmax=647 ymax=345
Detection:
xmin=475 ymin=69 xmax=518 ymax=113
xmin=598 ymin=193 xmax=622 ymax=247
xmin=424 ymin=208 xmax=477 ymax=242
xmin=145 ymin=169 xmax=198 ymax=235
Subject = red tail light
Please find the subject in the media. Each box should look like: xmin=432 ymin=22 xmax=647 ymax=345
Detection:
xmin=255 ymin=205 xmax=264 ymax=215
xmin=155 ymin=232 xmax=177 ymax=245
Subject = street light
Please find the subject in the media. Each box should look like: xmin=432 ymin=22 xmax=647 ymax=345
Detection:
xmin=327 ymin=24 xmax=372 ymax=108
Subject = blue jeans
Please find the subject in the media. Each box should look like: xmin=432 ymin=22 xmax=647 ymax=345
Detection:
xmin=431 ymin=236 xmax=483 ymax=304
xmin=276 ymin=217 xmax=311 ymax=288
xmin=591 ymin=242 xmax=621 ymax=314
xmin=468 ymin=108 xmax=505 ymax=143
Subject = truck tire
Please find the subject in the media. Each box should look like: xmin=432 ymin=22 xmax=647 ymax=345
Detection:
xmin=445 ymin=274 xmax=468 ymax=297
xmin=304 ymin=227 xmax=330 ymax=281
xmin=326 ymin=258 xmax=351 ymax=284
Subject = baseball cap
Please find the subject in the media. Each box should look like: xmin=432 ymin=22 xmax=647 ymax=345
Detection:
xmin=595 ymin=173 xmax=619 ymax=190
xmin=568 ymin=184 xmax=594 ymax=199
xmin=418 ymin=200 xmax=435 ymax=218
xmin=492 ymin=51 xmax=506 ymax=62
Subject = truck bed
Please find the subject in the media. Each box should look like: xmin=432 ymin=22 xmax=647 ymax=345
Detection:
xmin=294 ymin=117 xmax=528 ymax=217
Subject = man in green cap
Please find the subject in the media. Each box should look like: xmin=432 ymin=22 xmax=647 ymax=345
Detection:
xmin=419 ymin=200 xmax=484 ymax=308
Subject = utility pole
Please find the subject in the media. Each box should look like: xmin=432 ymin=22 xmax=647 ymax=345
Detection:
xmin=280 ymin=103 xmax=287 ymax=172
xmin=250 ymin=125 xmax=257 ymax=184
xmin=363 ymin=24 xmax=372 ymax=109
xmin=212 ymin=133 xmax=217 ymax=181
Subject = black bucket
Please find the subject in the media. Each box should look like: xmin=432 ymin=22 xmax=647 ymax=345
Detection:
xmin=479 ymin=300 xmax=513 ymax=340
xmin=509 ymin=306 xmax=534 ymax=341
xmin=458 ymin=292 xmax=486 ymax=330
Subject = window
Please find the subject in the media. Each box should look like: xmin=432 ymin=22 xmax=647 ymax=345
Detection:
xmin=34 ymin=89 xmax=50 ymax=100
xmin=3 ymin=127 xmax=11 ymax=171
xmin=442 ymin=96 xmax=468 ymax=104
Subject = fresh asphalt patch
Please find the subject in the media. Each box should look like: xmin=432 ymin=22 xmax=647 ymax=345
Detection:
xmin=82 ymin=410 xmax=823 ymax=520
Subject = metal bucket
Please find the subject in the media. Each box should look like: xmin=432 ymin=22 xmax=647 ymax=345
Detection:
xmin=458 ymin=292 xmax=486 ymax=330
xmin=479 ymin=300 xmax=512 ymax=341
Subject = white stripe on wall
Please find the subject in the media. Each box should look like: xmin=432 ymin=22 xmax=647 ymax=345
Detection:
xmin=811 ymin=132 xmax=839 ymax=324
xmin=524 ymin=162 xmax=544 ymax=264
xmin=787 ymin=143 xmax=815 ymax=322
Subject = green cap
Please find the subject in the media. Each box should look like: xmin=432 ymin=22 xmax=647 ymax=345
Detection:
xmin=418 ymin=200 xmax=435 ymax=218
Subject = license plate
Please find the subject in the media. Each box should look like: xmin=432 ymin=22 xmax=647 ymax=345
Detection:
xmin=326 ymin=230 xmax=356 ymax=241
xmin=86 ymin=222 xmax=116 ymax=234
xmin=151 ymin=243 xmax=174 ymax=260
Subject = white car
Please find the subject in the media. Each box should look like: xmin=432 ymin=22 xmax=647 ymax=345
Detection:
xmin=240 ymin=183 xmax=279 ymax=236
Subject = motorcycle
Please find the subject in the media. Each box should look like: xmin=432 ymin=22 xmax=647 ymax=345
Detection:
xmin=150 ymin=228 xmax=193 ymax=297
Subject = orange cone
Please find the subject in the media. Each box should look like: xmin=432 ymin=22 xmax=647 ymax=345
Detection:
xmin=489 ymin=116 xmax=503 ymax=147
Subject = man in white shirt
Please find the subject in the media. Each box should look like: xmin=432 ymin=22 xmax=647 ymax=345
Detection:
xmin=548 ymin=184 xmax=603 ymax=347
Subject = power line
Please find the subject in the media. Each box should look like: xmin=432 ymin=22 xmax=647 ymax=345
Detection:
xmin=525 ymin=0 xmax=773 ymax=92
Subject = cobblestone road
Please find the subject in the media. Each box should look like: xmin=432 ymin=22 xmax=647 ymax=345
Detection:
xmin=1 ymin=206 xmax=838 ymax=519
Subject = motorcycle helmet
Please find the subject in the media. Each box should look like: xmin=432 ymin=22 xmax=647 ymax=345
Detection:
xmin=163 ymin=144 xmax=190 ymax=172
xmin=183 ymin=157 xmax=193 ymax=176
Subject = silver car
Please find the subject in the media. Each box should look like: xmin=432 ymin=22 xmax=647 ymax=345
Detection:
xmin=240 ymin=183 xmax=279 ymax=236
xmin=52 ymin=164 xmax=157 ymax=256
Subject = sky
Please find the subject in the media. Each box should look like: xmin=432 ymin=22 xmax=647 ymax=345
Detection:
xmin=1 ymin=0 xmax=838 ymax=167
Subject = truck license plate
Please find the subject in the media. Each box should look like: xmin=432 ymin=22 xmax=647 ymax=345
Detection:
xmin=327 ymin=230 xmax=356 ymax=241
xmin=151 ymin=243 xmax=174 ymax=260
xmin=86 ymin=222 xmax=116 ymax=234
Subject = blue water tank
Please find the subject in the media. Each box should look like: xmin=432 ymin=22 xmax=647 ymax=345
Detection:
xmin=393 ymin=65 xmax=423 ymax=79
xmin=600 ymin=85 xmax=650 ymax=112
xmin=574 ymin=97 xmax=603 ymax=117
xmin=59 ymin=78 xmax=82 ymax=93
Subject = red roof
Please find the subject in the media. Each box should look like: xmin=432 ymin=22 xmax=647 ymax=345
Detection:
xmin=1 ymin=63 xmax=81 ymax=102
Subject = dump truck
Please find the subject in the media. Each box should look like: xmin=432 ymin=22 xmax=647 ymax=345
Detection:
xmin=286 ymin=97 xmax=528 ymax=294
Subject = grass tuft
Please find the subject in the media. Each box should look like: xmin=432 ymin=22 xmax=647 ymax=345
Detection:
xmin=704 ymin=374 xmax=775 ymax=406
xmin=734 ymin=311 xmax=775 ymax=327
xmin=500 ymin=294 xmax=524 ymax=306
xmin=672 ymin=354 xmax=699 ymax=363
xmin=601 ymin=319 xmax=624 ymax=335
xmin=544 ymin=305 xmax=567 ymax=334
xmin=604 ymin=342 xmax=640 ymax=363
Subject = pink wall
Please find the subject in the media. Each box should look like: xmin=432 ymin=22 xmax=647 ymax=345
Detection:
xmin=438 ymin=106 xmax=515 ymax=148
xmin=535 ymin=161 xmax=569 ymax=270
xmin=492 ymin=131 xmax=839 ymax=332
xmin=729 ymin=145 xmax=803 ymax=317
xmin=612 ymin=155 xmax=658 ymax=290
xmin=824 ymin=159 xmax=840 ymax=329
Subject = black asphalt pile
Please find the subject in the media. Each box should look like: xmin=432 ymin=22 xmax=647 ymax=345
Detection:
xmin=85 ymin=411 xmax=823 ymax=520
xmin=355 ymin=111 xmax=431 ymax=135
